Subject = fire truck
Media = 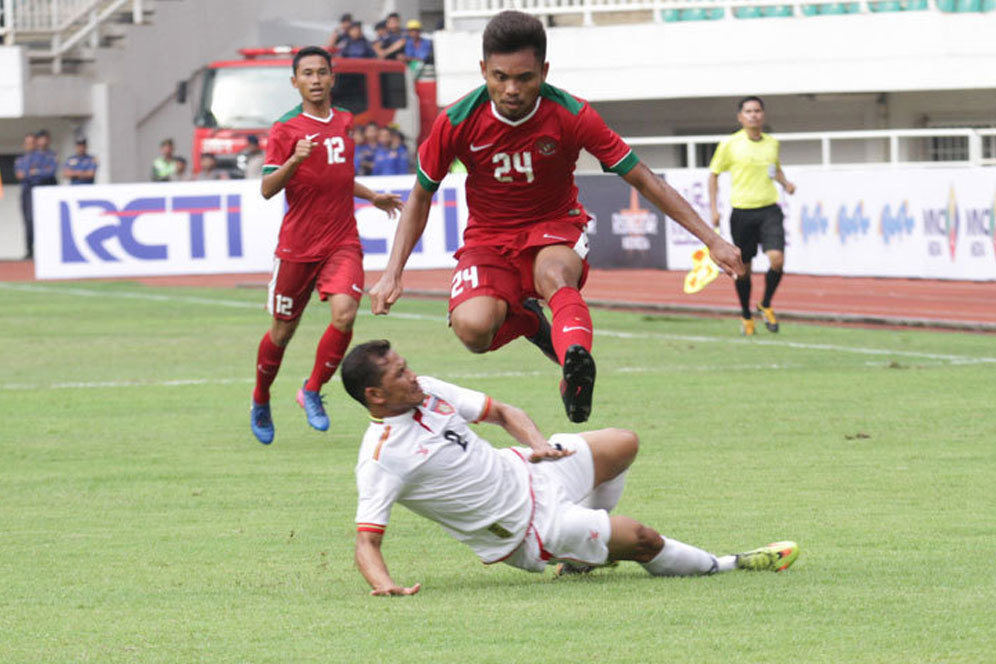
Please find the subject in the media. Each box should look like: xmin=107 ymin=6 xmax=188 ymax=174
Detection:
xmin=190 ymin=47 xmax=438 ymax=176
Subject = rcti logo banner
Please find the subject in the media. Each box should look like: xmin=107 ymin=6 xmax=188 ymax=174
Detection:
xmin=33 ymin=176 xmax=468 ymax=279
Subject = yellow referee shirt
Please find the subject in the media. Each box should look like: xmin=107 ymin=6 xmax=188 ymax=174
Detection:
xmin=709 ymin=129 xmax=780 ymax=209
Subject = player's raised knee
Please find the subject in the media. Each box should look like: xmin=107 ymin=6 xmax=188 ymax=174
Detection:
xmin=608 ymin=428 xmax=639 ymax=459
xmin=451 ymin=317 xmax=498 ymax=353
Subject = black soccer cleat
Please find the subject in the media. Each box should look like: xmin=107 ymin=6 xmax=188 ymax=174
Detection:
xmin=522 ymin=298 xmax=558 ymax=364
xmin=560 ymin=344 xmax=596 ymax=423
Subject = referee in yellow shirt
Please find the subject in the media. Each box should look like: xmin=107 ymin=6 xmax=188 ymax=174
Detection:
xmin=708 ymin=96 xmax=795 ymax=336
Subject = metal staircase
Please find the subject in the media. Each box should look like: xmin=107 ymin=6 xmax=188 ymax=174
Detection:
xmin=0 ymin=0 xmax=161 ymax=74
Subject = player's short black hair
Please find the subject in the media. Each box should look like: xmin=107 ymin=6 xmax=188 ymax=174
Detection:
xmin=341 ymin=340 xmax=393 ymax=406
xmin=387 ymin=12 xmax=400 ymax=20
xmin=340 ymin=13 xmax=352 ymax=23
xmin=35 ymin=129 xmax=50 ymax=139
xmin=482 ymin=10 xmax=546 ymax=63
xmin=76 ymin=137 xmax=87 ymax=145
xmin=293 ymin=46 xmax=332 ymax=75
xmin=160 ymin=138 xmax=174 ymax=147
xmin=247 ymin=134 xmax=259 ymax=146
xmin=738 ymin=96 xmax=765 ymax=111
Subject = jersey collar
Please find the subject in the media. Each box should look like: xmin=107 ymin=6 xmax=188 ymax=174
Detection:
xmin=302 ymin=109 xmax=335 ymax=123
xmin=490 ymin=97 xmax=542 ymax=127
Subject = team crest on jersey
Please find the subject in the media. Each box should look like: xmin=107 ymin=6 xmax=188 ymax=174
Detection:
xmin=535 ymin=137 xmax=558 ymax=156
xmin=422 ymin=395 xmax=455 ymax=415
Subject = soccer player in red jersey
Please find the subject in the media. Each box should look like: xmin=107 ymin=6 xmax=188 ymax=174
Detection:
xmin=369 ymin=12 xmax=744 ymax=423
xmin=250 ymin=46 xmax=403 ymax=445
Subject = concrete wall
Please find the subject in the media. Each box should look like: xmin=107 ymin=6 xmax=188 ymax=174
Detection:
xmin=435 ymin=13 xmax=996 ymax=104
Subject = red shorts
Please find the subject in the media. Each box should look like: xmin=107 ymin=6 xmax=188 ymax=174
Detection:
xmin=448 ymin=220 xmax=590 ymax=312
xmin=266 ymin=244 xmax=364 ymax=320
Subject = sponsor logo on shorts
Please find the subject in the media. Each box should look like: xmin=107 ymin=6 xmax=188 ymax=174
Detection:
xmin=543 ymin=233 xmax=568 ymax=241
xmin=351 ymin=283 xmax=363 ymax=294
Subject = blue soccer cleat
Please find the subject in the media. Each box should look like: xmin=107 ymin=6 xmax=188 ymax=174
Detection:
xmin=297 ymin=380 xmax=330 ymax=431
xmin=250 ymin=400 xmax=274 ymax=445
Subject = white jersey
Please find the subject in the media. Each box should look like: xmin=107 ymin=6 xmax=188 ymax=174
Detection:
xmin=354 ymin=376 xmax=533 ymax=563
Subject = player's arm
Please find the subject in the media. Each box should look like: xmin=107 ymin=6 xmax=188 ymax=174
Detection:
xmin=355 ymin=530 xmax=421 ymax=597
xmin=622 ymin=163 xmax=744 ymax=278
xmin=261 ymin=137 xmax=315 ymax=199
xmin=480 ymin=399 xmax=572 ymax=463
xmin=707 ymin=172 xmax=721 ymax=227
xmin=368 ymin=181 xmax=434 ymax=315
xmin=774 ymin=165 xmax=796 ymax=195
xmin=353 ymin=180 xmax=404 ymax=218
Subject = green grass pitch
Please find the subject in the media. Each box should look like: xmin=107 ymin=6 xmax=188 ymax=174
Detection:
xmin=1 ymin=280 xmax=994 ymax=663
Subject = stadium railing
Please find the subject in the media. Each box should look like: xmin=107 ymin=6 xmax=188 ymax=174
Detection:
xmin=623 ymin=127 xmax=996 ymax=168
xmin=0 ymin=0 xmax=145 ymax=74
xmin=445 ymin=0 xmax=993 ymax=27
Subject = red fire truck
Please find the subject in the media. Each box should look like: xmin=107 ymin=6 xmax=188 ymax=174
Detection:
xmin=191 ymin=47 xmax=438 ymax=176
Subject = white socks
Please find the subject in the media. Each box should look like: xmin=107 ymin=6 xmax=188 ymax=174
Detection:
xmin=580 ymin=471 xmax=627 ymax=512
xmin=640 ymin=537 xmax=724 ymax=577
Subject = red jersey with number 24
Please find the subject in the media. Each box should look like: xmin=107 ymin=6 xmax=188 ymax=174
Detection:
xmin=416 ymin=83 xmax=639 ymax=247
xmin=263 ymin=105 xmax=358 ymax=261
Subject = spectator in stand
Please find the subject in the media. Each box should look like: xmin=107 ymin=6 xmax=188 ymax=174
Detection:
xmin=390 ymin=128 xmax=411 ymax=174
xmin=403 ymin=20 xmax=433 ymax=64
xmin=171 ymin=156 xmax=189 ymax=181
xmin=63 ymin=138 xmax=98 ymax=184
xmin=240 ymin=134 xmax=265 ymax=178
xmin=340 ymin=21 xmax=376 ymax=59
xmin=327 ymin=13 xmax=353 ymax=53
xmin=196 ymin=153 xmax=230 ymax=180
xmin=375 ymin=12 xmax=406 ymax=60
xmin=14 ymin=133 xmax=37 ymax=259
xmin=354 ymin=122 xmax=378 ymax=175
xmin=372 ymin=126 xmax=395 ymax=176
xmin=152 ymin=138 xmax=177 ymax=181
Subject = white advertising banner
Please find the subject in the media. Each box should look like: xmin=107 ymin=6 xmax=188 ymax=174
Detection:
xmin=663 ymin=167 xmax=996 ymax=281
xmin=32 ymin=175 xmax=469 ymax=280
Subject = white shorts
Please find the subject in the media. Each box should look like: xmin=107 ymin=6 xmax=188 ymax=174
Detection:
xmin=502 ymin=434 xmax=612 ymax=573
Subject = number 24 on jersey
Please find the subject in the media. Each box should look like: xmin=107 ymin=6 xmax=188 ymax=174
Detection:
xmin=492 ymin=151 xmax=534 ymax=183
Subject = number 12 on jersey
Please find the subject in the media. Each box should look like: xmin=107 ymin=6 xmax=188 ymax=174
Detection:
xmin=324 ymin=137 xmax=345 ymax=164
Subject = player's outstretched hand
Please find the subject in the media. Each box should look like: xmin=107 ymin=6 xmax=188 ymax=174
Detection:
xmin=369 ymin=274 xmax=402 ymax=315
xmin=371 ymin=582 xmax=421 ymax=597
xmin=372 ymin=192 xmax=404 ymax=219
xmin=785 ymin=182 xmax=797 ymax=195
xmin=529 ymin=444 xmax=575 ymax=463
xmin=706 ymin=237 xmax=745 ymax=278
xmin=292 ymin=139 xmax=316 ymax=164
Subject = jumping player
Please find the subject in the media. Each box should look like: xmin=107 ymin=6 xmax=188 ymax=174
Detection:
xmin=369 ymin=11 xmax=743 ymax=423
xmin=341 ymin=339 xmax=799 ymax=596
xmin=250 ymin=46 xmax=403 ymax=445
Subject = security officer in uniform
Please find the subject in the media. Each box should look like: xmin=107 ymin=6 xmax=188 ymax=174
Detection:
xmin=63 ymin=138 xmax=98 ymax=184
xmin=708 ymin=96 xmax=795 ymax=336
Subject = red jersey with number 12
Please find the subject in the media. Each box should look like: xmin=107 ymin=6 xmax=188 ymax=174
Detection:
xmin=263 ymin=105 xmax=358 ymax=261
xmin=416 ymin=83 xmax=639 ymax=247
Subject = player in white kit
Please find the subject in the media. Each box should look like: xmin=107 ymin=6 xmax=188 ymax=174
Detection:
xmin=341 ymin=340 xmax=799 ymax=596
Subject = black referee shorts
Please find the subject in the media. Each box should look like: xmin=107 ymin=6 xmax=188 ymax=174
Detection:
xmin=730 ymin=204 xmax=784 ymax=261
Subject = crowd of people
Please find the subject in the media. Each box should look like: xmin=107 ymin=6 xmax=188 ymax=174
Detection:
xmin=14 ymin=129 xmax=98 ymax=259
xmin=353 ymin=123 xmax=411 ymax=176
xmin=328 ymin=12 xmax=434 ymax=64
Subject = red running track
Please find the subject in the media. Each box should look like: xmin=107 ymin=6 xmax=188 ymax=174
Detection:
xmin=2 ymin=260 xmax=993 ymax=331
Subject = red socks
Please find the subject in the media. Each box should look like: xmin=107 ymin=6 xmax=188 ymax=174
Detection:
xmin=305 ymin=325 xmax=352 ymax=392
xmin=549 ymin=287 xmax=593 ymax=364
xmin=253 ymin=332 xmax=285 ymax=404
xmin=486 ymin=305 xmax=540 ymax=352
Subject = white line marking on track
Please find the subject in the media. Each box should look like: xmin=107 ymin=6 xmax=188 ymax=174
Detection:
xmin=4 ymin=283 xmax=994 ymax=365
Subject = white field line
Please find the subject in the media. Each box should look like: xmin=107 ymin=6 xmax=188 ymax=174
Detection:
xmin=4 ymin=283 xmax=995 ymax=366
